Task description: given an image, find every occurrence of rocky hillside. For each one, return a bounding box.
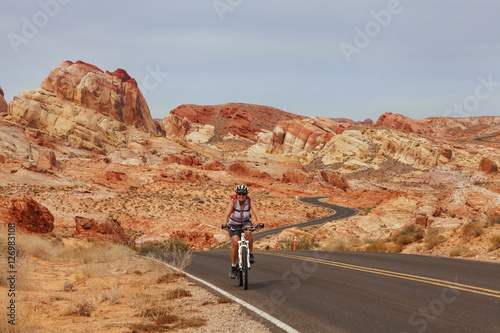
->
[1,61,499,261]
[6,61,158,153]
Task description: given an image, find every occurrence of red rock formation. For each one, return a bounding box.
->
[75,215,130,244]
[330,118,373,125]
[170,230,218,250]
[228,162,271,179]
[164,153,202,166]
[282,169,312,185]
[201,160,226,171]
[158,169,212,184]
[37,150,58,170]
[40,60,157,134]
[479,157,498,173]
[442,186,500,218]
[0,197,54,233]
[319,170,350,190]
[413,194,441,227]
[162,113,191,137]
[374,112,425,134]
[164,103,303,142]
[267,118,343,154]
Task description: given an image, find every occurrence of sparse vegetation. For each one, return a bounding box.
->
[391,224,424,246]
[325,237,350,251]
[460,221,486,238]
[424,228,446,250]
[487,216,500,227]
[489,235,500,251]
[277,236,316,250]
[65,299,96,317]
[364,239,388,252]
[135,237,191,253]
[449,245,475,257]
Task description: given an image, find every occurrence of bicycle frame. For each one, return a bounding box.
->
[237,230,250,271]
[222,223,264,290]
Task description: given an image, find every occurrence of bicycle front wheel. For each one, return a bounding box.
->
[241,247,249,290]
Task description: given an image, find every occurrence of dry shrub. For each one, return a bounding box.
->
[460,221,486,238]
[149,250,193,272]
[166,288,191,300]
[424,228,446,250]
[277,236,315,250]
[16,234,63,261]
[74,264,101,280]
[487,216,500,227]
[136,238,190,253]
[61,242,133,264]
[100,286,122,304]
[449,245,475,257]
[364,239,387,252]
[65,299,96,317]
[325,237,350,251]
[391,224,424,246]
[489,235,500,251]
[388,244,404,253]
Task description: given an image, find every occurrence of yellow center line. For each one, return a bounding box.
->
[262,252,500,299]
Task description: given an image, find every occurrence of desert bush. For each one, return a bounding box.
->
[391,224,424,246]
[364,239,387,252]
[388,243,404,253]
[489,235,500,251]
[136,238,190,254]
[424,228,446,250]
[460,221,486,238]
[487,216,500,227]
[277,236,315,250]
[166,288,192,300]
[449,245,475,257]
[325,237,350,251]
[61,242,133,264]
[65,299,96,317]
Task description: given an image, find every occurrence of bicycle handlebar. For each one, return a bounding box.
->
[221,223,264,231]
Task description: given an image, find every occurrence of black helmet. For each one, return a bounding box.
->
[235,184,249,194]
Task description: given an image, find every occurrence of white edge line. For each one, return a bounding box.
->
[143,255,301,333]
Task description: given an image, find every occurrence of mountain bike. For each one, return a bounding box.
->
[222,223,264,290]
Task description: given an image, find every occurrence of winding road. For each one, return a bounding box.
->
[252,197,357,241]
[474,134,500,144]
[183,197,500,332]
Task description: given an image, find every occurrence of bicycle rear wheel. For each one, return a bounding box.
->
[241,247,248,290]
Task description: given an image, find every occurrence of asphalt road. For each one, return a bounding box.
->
[474,135,500,144]
[252,196,357,242]
[182,197,500,332]
[186,250,500,332]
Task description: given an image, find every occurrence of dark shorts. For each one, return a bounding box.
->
[228,221,253,238]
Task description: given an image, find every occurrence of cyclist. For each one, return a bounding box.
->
[224,184,263,279]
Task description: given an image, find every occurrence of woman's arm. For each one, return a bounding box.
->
[223,200,234,224]
[250,200,262,225]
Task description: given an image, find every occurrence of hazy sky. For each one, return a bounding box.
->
[2,0,499,121]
